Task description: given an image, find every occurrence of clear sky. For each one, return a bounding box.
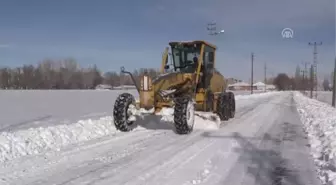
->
[0,0,334,82]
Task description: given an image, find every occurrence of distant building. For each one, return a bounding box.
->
[226,78,242,85]
[266,84,276,90]
[228,82,256,90]
[251,81,276,91]
[95,84,112,90]
[113,85,137,90]
[253,82,266,90]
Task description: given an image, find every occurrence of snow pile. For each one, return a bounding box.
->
[0,116,118,163]
[0,107,220,163]
[294,92,336,184]
[193,112,221,130]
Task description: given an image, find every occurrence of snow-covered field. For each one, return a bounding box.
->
[315,91,334,106]
[0,89,263,132]
[0,90,323,185]
[303,91,334,106]
[0,89,138,132]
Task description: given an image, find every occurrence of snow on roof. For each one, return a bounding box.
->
[95,84,112,89]
[253,82,265,86]
[228,82,250,87]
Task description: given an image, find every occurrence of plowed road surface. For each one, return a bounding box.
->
[0,92,321,185]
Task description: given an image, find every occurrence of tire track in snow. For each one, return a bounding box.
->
[81,95,281,185]
[215,92,320,185]
[0,129,161,184]
[216,93,288,185]
[158,94,285,185]
[21,129,204,185]
[60,130,207,185]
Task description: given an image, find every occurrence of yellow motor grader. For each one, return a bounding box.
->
[113,40,235,134]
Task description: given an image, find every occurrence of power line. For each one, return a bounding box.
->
[310,64,314,98]
[308,41,322,98]
[207,22,224,36]
[207,22,217,36]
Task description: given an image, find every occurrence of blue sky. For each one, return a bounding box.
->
[0,0,334,82]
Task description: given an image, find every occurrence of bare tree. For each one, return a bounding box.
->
[323,77,330,91]
[273,73,292,90]
[0,58,161,90]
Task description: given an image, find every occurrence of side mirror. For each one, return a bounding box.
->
[209,52,214,62]
[120,66,125,73]
[164,65,169,69]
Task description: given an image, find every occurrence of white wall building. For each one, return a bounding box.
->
[253,82,276,91]
[253,82,266,90]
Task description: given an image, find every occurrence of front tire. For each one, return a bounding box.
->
[216,93,230,121]
[174,96,195,134]
[113,93,136,132]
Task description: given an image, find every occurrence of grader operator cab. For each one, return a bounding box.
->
[113,40,236,134]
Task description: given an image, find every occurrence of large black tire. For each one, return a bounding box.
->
[174,96,195,134]
[113,93,136,132]
[228,91,236,118]
[216,93,230,121]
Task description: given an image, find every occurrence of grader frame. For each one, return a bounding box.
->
[113,40,236,134]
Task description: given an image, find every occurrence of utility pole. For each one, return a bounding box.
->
[264,62,267,92]
[310,64,314,98]
[301,62,310,92]
[300,69,305,92]
[332,58,336,107]
[309,42,322,98]
[120,71,124,90]
[251,53,254,94]
[304,62,308,91]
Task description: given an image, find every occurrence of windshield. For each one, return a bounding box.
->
[171,44,201,73]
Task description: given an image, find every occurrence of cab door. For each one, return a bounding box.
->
[202,46,215,89]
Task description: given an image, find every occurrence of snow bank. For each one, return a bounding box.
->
[0,117,118,163]
[294,92,336,184]
[0,109,220,163]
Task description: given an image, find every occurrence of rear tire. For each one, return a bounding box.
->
[174,96,195,134]
[228,91,236,118]
[216,93,230,121]
[113,93,136,132]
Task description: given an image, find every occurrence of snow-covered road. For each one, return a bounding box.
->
[0,91,322,185]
